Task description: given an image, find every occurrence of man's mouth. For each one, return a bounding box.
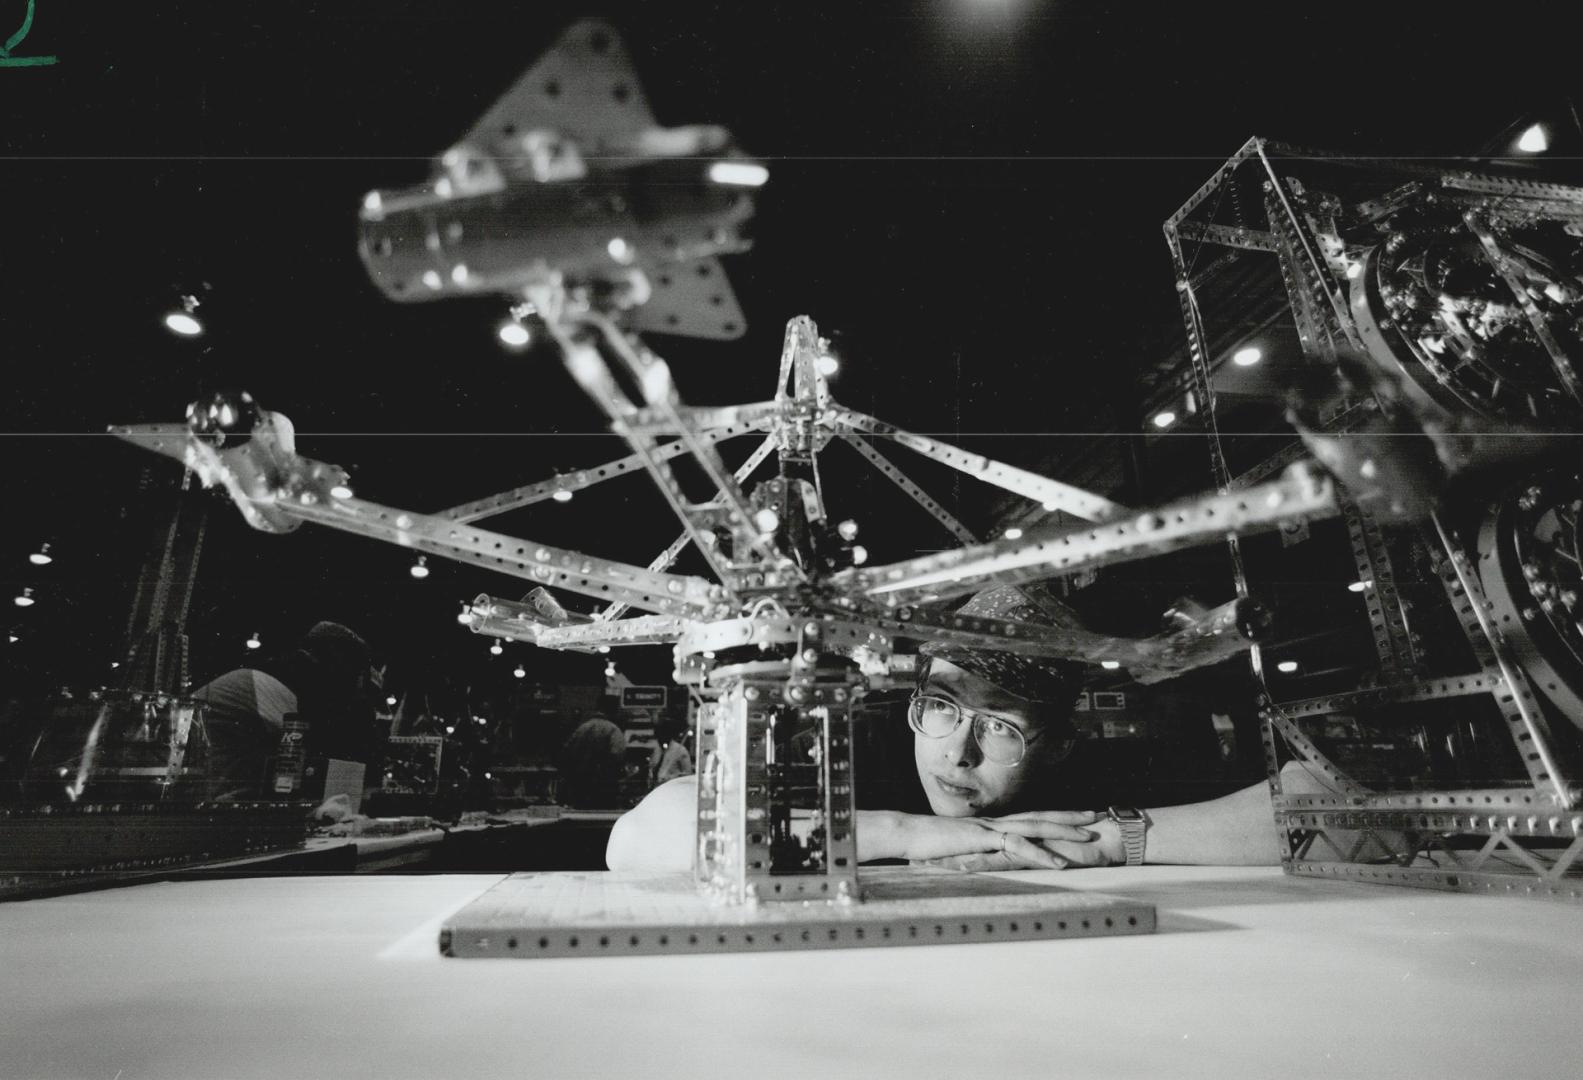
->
[930,775,977,801]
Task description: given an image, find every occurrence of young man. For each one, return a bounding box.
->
[607,587,1303,872]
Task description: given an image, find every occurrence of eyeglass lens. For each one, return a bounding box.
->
[909,696,1025,766]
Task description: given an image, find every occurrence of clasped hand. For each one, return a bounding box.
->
[905,810,1117,872]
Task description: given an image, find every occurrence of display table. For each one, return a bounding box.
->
[2,866,1579,1079]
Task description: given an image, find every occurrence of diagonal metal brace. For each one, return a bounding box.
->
[830,408,1126,524]
[836,466,1335,608]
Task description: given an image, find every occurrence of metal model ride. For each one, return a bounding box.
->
[112,22,1334,925]
[1165,138,1583,900]
[106,22,1580,936]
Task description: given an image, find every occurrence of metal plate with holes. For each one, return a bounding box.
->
[439,867,1154,958]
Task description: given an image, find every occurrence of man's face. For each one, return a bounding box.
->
[912,659,1066,817]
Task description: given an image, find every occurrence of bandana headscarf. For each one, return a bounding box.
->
[918,585,1088,716]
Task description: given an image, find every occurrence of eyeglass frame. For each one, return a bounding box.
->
[906,693,1047,767]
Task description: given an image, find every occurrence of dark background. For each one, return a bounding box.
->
[2,0,1578,703]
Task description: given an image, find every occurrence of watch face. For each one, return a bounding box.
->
[1109,807,1145,823]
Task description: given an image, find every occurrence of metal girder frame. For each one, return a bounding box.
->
[1273,672,1503,719]
[596,434,778,624]
[548,312,786,588]
[1278,788,1576,825]
[1439,172,1583,220]
[1282,823,1583,901]
[829,409,1125,525]
[836,465,1335,609]
[532,615,689,649]
[1173,220,1276,252]
[1164,145,1583,900]
[623,401,781,436]
[1163,135,1266,232]
[109,420,725,617]
[286,493,722,616]
[833,597,1262,684]
[1463,210,1583,407]
[837,433,977,545]
[1260,705,1368,796]
[437,424,757,523]
[1429,514,1577,806]
[1340,497,1420,677]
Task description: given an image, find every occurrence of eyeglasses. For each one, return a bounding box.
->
[907,694,1037,767]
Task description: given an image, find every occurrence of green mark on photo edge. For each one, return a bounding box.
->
[0,0,57,67]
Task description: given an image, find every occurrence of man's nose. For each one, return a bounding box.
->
[942,717,981,767]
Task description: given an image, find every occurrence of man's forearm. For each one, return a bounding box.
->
[1137,781,1282,866]
[855,809,911,863]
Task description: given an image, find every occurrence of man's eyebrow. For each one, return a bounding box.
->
[924,685,1033,731]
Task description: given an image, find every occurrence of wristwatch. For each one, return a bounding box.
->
[1106,806,1148,866]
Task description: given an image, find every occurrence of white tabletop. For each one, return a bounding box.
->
[2,865,1579,1080]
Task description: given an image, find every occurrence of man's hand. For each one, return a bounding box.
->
[900,810,1104,871]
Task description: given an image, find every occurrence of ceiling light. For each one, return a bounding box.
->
[1151,410,1177,429]
[498,320,531,347]
[409,556,430,580]
[445,725,455,735]
[164,312,202,336]
[552,488,574,503]
[607,237,633,263]
[850,545,868,565]
[457,606,477,626]
[1003,527,1023,540]
[1232,347,1262,367]
[13,588,35,608]
[1100,660,1121,670]
[245,631,261,650]
[604,661,618,678]
[5,631,17,644]
[422,270,442,290]
[1516,123,1549,153]
[489,641,503,656]
[754,509,780,533]
[816,353,840,378]
[29,543,53,566]
[385,694,398,707]
[513,664,526,678]
[1348,580,1372,593]
[1276,660,1299,674]
[707,160,770,187]
[329,483,353,500]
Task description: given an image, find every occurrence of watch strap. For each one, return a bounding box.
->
[1107,806,1148,866]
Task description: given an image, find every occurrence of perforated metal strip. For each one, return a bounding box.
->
[838,433,977,545]
[830,408,1124,524]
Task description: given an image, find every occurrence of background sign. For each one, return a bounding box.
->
[621,686,668,708]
